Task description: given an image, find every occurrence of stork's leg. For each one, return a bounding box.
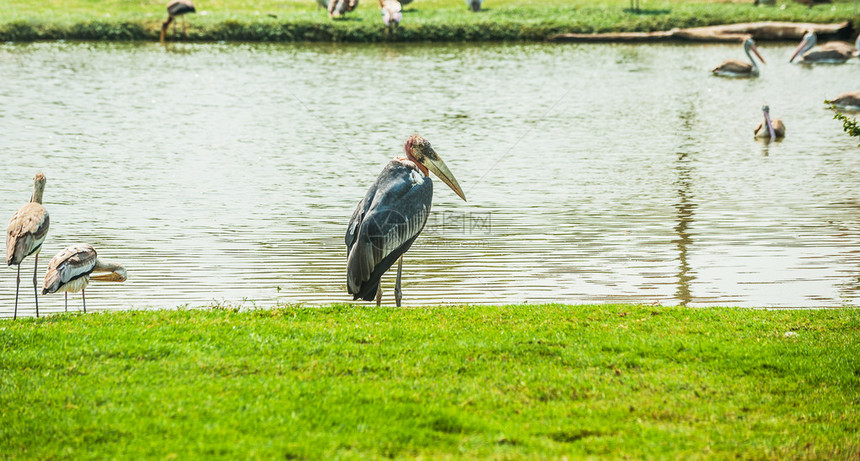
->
[65,292,68,313]
[32,253,39,318]
[395,256,403,308]
[14,264,20,321]
[182,17,187,38]
[82,289,86,314]
[375,285,382,307]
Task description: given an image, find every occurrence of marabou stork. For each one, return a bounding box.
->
[712,38,766,77]
[828,92,860,111]
[42,244,127,313]
[346,135,466,307]
[754,105,786,140]
[161,0,196,42]
[790,31,858,63]
[6,173,49,320]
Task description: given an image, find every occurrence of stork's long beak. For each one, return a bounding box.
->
[424,153,467,202]
[764,111,776,140]
[751,44,766,64]
[91,270,127,283]
[789,37,810,63]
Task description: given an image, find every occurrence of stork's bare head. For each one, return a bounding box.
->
[405,135,466,202]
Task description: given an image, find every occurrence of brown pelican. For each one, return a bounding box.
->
[346,135,466,307]
[42,244,127,313]
[754,105,786,140]
[790,31,858,63]
[712,38,766,77]
[828,92,860,112]
[6,173,49,320]
[160,0,196,42]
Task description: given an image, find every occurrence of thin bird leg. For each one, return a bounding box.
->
[33,253,39,318]
[65,292,68,313]
[182,17,187,38]
[82,289,86,314]
[375,285,382,307]
[395,256,403,307]
[14,264,20,320]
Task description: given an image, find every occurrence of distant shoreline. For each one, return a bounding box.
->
[1,0,858,43]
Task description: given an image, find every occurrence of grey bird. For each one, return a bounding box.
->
[346,135,466,307]
[42,244,127,313]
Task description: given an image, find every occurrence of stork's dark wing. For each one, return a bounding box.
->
[42,244,97,295]
[167,0,195,15]
[346,161,433,301]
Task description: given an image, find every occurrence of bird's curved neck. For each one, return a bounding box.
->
[31,184,45,204]
[744,44,758,71]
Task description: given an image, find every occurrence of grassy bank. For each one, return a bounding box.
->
[0,0,858,42]
[1,305,858,459]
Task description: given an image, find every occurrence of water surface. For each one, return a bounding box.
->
[1,41,858,316]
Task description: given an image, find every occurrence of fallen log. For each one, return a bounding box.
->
[548,21,852,43]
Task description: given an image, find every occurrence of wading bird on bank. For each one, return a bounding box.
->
[161,0,196,42]
[790,31,858,63]
[346,135,466,307]
[6,173,49,320]
[467,0,482,12]
[828,92,860,111]
[712,37,766,77]
[42,244,127,313]
[380,0,402,33]
[317,0,358,18]
[754,105,786,140]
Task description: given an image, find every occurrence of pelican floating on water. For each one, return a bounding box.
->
[6,173,49,320]
[42,244,127,313]
[828,92,860,112]
[712,38,766,77]
[754,105,785,140]
[790,31,858,64]
[160,0,196,42]
[346,135,466,307]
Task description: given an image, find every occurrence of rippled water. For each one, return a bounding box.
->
[0,40,858,315]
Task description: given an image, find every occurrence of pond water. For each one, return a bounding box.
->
[0,40,858,316]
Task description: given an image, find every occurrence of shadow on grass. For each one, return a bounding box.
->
[623,8,672,15]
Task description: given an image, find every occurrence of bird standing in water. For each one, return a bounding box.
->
[346,135,466,307]
[6,173,49,320]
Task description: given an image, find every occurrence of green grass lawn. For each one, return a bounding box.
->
[0,0,858,41]
[1,305,858,459]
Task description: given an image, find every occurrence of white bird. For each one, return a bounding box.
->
[42,244,127,313]
[6,173,49,320]
[381,0,402,33]
[712,37,766,77]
